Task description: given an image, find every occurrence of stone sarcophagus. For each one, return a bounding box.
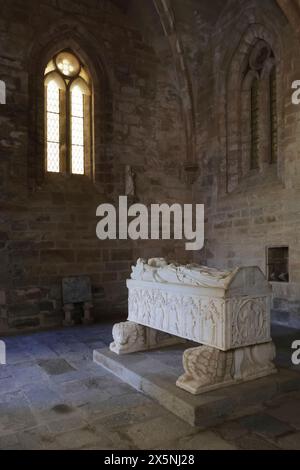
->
[127,259,272,351]
[110,258,276,395]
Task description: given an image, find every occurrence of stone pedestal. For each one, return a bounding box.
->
[176,341,276,395]
[110,321,185,355]
[93,345,299,428]
[82,302,94,325]
[63,304,75,327]
[63,302,94,326]
[62,276,93,326]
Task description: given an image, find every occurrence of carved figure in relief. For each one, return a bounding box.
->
[131,258,236,288]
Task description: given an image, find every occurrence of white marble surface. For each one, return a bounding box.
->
[127,258,272,351]
[131,258,236,288]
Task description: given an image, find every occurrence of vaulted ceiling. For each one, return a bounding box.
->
[109,0,300,37]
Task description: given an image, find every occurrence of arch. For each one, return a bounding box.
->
[44,71,66,90]
[70,77,91,96]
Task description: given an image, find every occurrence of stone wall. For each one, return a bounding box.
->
[1,0,300,333]
[0,0,191,333]
[169,0,300,327]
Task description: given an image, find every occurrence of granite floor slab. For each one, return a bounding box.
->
[0,322,298,449]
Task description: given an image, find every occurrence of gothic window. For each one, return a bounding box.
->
[250,78,259,170]
[226,26,280,193]
[44,50,92,175]
[270,66,278,164]
[245,40,278,171]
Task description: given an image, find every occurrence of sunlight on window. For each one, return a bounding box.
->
[56,51,80,77]
[44,51,91,176]
[71,86,84,175]
[46,81,60,172]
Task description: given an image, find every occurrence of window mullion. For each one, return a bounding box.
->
[66,87,71,174]
[60,88,67,173]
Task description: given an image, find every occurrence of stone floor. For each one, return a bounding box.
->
[0,322,299,450]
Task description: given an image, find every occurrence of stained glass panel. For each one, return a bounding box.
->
[71,145,84,175]
[47,81,59,113]
[46,81,60,173]
[56,52,80,77]
[47,142,60,173]
[71,87,84,175]
[47,112,59,143]
[72,117,84,146]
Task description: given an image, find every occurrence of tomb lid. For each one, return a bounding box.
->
[130,258,271,294]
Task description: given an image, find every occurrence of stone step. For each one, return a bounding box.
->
[93,344,300,428]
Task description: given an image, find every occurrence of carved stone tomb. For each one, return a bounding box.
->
[110,258,276,395]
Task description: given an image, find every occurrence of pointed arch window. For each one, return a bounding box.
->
[44,50,92,175]
[270,66,278,164]
[250,78,259,170]
[245,41,278,171]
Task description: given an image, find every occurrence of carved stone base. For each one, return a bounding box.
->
[63,302,94,326]
[110,320,185,355]
[176,341,277,395]
[82,302,94,325]
[63,304,75,327]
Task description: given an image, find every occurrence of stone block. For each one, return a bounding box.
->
[10,303,40,318]
[39,301,54,312]
[238,413,293,438]
[0,291,6,306]
[62,276,92,304]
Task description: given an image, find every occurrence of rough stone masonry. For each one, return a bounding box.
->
[1,0,300,333]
